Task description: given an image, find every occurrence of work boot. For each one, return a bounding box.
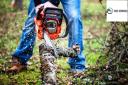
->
[6,57,27,74]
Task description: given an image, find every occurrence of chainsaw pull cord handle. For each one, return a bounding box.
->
[59,12,69,38]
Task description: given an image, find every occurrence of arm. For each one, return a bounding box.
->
[34,0,60,7]
[34,0,42,7]
[48,0,60,6]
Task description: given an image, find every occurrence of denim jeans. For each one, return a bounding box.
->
[12,0,86,71]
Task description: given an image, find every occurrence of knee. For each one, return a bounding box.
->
[69,10,81,21]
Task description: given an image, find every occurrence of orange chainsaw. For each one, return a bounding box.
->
[34,6,79,58]
[34,7,68,40]
[34,6,79,84]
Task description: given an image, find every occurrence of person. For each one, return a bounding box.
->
[7,0,86,73]
[11,0,23,10]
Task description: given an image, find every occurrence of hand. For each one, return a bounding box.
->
[35,1,57,13]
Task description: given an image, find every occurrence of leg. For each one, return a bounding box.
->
[11,0,23,10]
[12,0,36,64]
[6,0,37,73]
[16,0,23,10]
[60,0,86,72]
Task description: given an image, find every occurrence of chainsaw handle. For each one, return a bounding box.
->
[59,12,69,38]
[36,6,44,20]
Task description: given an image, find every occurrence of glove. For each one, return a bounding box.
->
[35,1,57,13]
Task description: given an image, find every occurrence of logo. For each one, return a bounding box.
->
[107,8,113,14]
[106,0,128,22]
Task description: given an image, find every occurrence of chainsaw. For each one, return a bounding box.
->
[34,6,79,85]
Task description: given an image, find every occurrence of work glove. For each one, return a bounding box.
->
[35,1,57,13]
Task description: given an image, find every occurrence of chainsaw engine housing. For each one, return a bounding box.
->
[44,8,63,39]
[35,7,68,40]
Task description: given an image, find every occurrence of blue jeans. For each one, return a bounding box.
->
[12,0,86,71]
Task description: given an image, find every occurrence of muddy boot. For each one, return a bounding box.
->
[6,57,27,74]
